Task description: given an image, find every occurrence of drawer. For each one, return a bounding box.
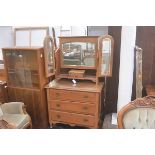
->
[49,100,95,115]
[49,89,97,102]
[50,110,95,127]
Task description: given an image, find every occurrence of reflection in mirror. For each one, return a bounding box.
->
[62,42,95,67]
[44,36,55,77]
[101,39,111,75]
[99,35,114,77]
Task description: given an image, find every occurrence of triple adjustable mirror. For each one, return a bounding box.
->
[44,35,114,84]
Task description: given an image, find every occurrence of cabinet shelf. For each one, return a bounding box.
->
[7,86,40,91]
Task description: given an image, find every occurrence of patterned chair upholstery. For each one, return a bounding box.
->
[0,102,32,129]
[117,96,155,129]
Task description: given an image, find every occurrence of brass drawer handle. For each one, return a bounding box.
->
[55,93,60,97]
[83,95,88,99]
[83,118,88,122]
[56,104,60,107]
[56,114,61,119]
[83,106,88,110]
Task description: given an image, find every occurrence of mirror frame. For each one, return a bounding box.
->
[44,36,55,77]
[98,35,114,77]
[59,37,98,70]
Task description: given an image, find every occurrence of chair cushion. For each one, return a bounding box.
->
[0,114,30,129]
[1,102,24,114]
[123,108,155,129]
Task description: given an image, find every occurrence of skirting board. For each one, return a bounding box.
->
[111,113,117,125]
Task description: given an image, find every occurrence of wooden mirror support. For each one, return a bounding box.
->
[135,46,143,98]
[44,36,56,77]
[54,35,114,85]
[52,27,57,50]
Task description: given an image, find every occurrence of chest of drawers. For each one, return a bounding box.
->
[46,79,103,128]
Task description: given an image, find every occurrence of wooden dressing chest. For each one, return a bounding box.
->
[46,79,103,128]
[44,36,114,128]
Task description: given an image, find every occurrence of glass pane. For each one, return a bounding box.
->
[8,72,16,86]
[101,39,111,75]
[6,51,25,87]
[15,68,26,87]
[23,51,38,71]
[6,51,16,70]
[0,50,3,61]
[23,51,39,88]
[16,31,29,46]
[25,70,39,88]
[47,41,53,63]
[62,42,95,67]
[31,30,47,46]
[6,51,39,88]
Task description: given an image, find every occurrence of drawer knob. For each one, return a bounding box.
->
[55,93,60,97]
[83,95,88,98]
[83,118,88,122]
[83,106,88,110]
[56,104,60,107]
[56,115,61,119]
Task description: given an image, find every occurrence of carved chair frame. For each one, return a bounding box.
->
[117,96,155,128]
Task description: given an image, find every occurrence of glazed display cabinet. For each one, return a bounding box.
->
[2,47,49,128]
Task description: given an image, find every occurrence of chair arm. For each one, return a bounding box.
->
[1,102,26,114]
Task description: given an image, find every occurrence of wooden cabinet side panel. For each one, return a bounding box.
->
[7,87,48,128]
[38,49,49,88]
[32,90,41,127]
[7,87,16,102]
[0,83,8,103]
[23,90,35,125]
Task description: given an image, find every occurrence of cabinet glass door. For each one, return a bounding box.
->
[6,51,25,87]
[5,50,39,88]
[23,51,39,88]
[98,35,114,77]
[44,36,55,77]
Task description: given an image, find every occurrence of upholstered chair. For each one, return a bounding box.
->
[117,96,155,129]
[0,102,32,129]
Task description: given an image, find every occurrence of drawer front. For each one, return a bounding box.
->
[49,100,95,115]
[49,89,96,102]
[50,110,95,127]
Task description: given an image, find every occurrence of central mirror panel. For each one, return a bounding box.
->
[61,42,96,67]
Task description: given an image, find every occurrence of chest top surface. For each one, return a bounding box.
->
[45,79,103,92]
